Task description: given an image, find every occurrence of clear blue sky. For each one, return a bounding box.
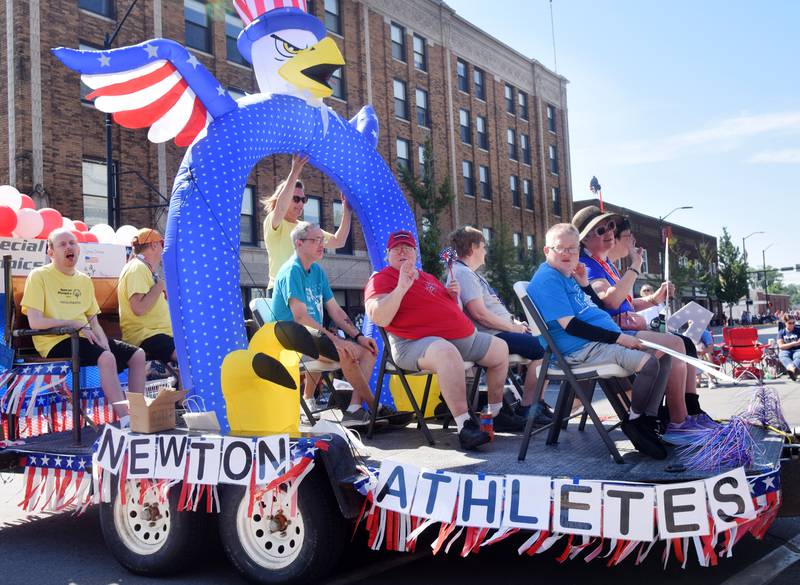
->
[446,0,800,284]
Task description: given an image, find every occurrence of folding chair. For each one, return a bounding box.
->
[722,326,766,381]
[248,298,341,425]
[513,281,633,464]
[367,327,475,445]
[468,354,532,413]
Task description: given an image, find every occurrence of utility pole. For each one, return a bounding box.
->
[762,243,775,317]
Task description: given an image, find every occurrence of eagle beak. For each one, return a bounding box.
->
[278,37,344,99]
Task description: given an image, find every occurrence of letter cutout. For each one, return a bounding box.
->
[410,470,459,523]
[187,436,223,485]
[375,461,419,514]
[602,484,656,541]
[127,436,157,478]
[656,481,709,539]
[705,468,756,531]
[553,479,602,536]
[458,474,503,528]
[256,435,290,484]
[501,475,550,530]
[154,435,190,480]
[219,437,256,485]
[96,426,128,474]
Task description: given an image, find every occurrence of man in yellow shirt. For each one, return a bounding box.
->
[21,228,146,418]
[118,228,175,362]
[263,155,353,294]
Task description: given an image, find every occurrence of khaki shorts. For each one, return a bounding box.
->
[564,341,648,374]
[388,330,492,371]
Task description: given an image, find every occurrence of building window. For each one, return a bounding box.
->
[333,200,353,255]
[523,179,533,210]
[415,88,429,127]
[547,104,557,132]
[526,234,534,250]
[521,133,531,165]
[418,144,429,177]
[518,91,528,120]
[225,11,247,65]
[79,0,114,18]
[549,144,559,174]
[462,161,474,196]
[82,159,115,226]
[391,23,406,62]
[504,84,515,114]
[393,80,408,119]
[507,128,517,160]
[459,109,471,144]
[456,59,469,93]
[476,116,488,150]
[482,227,492,243]
[473,67,485,100]
[413,34,427,71]
[184,0,211,54]
[304,196,322,226]
[79,42,101,103]
[396,138,410,171]
[324,0,341,35]
[510,175,520,207]
[479,165,491,200]
[240,186,255,245]
[513,232,523,259]
[641,249,649,274]
[330,67,345,100]
[552,186,561,216]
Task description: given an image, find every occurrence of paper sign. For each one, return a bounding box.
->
[254,435,290,485]
[126,436,157,478]
[410,469,460,523]
[667,301,714,344]
[76,242,127,278]
[219,437,256,485]
[501,475,551,530]
[95,425,128,474]
[705,468,756,531]
[636,304,663,325]
[656,481,709,539]
[375,461,419,514]
[187,436,222,485]
[603,484,656,541]
[457,474,503,528]
[154,435,189,480]
[553,479,602,536]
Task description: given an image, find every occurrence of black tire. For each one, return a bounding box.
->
[99,479,205,576]
[219,470,348,585]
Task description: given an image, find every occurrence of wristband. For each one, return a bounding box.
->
[353,332,364,342]
[628,267,641,276]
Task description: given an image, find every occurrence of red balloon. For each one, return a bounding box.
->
[73,220,88,232]
[0,205,17,236]
[70,229,86,243]
[19,194,35,209]
[82,232,99,243]
[37,207,63,239]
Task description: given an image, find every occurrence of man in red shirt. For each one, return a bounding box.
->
[365,230,524,450]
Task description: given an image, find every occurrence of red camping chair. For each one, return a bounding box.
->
[722,327,767,381]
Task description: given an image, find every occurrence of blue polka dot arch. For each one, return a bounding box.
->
[163,95,416,431]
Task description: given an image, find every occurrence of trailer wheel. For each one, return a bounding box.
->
[100,480,204,576]
[219,472,347,584]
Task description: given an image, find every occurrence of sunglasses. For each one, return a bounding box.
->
[300,237,324,245]
[292,195,308,204]
[592,219,616,237]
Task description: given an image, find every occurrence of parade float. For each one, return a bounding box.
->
[0,1,795,584]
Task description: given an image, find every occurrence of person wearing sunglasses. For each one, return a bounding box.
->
[262,155,353,291]
[118,227,177,364]
[572,207,717,443]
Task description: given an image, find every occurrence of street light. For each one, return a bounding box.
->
[762,243,775,317]
[658,206,693,282]
[742,231,764,311]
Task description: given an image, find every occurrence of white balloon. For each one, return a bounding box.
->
[115,225,138,246]
[12,208,44,239]
[0,185,22,210]
[62,217,76,231]
[90,223,117,244]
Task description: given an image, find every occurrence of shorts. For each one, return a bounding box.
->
[47,337,140,374]
[139,334,176,363]
[388,330,492,371]
[495,331,545,361]
[564,341,648,374]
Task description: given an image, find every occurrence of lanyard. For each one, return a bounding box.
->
[457,261,500,298]
[590,254,633,306]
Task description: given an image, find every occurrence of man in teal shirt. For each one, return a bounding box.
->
[271,222,380,427]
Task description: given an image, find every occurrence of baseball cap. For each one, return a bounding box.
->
[386,230,417,250]
[132,228,163,246]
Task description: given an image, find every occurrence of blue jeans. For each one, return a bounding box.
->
[495,331,545,360]
[779,349,800,370]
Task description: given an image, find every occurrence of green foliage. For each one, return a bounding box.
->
[715,227,749,316]
[668,239,717,297]
[483,222,538,313]
[398,140,453,279]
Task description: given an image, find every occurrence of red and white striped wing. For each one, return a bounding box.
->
[84,60,211,147]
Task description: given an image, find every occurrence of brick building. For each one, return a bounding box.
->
[1,0,572,318]
[573,199,719,310]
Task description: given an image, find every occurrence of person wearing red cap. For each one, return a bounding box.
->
[118,228,176,363]
[365,230,525,450]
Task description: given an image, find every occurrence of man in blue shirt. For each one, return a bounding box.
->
[271,222,380,426]
[778,316,800,380]
[528,223,671,459]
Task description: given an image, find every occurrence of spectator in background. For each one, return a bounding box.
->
[777,316,800,381]
[639,284,655,299]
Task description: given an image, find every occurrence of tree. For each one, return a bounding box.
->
[483,222,538,313]
[715,227,749,319]
[398,140,453,279]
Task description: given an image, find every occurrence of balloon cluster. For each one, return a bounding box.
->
[0,185,139,246]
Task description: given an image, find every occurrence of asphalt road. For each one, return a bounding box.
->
[1,325,798,585]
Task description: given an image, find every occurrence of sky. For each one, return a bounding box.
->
[446,0,800,284]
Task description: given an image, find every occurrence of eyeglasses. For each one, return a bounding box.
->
[592,220,616,237]
[300,237,324,245]
[551,245,579,255]
[292,195,308,204]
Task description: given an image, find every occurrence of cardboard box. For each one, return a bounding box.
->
[122,389,187,433]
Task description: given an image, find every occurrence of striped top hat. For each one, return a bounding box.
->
[233,0,326,64]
